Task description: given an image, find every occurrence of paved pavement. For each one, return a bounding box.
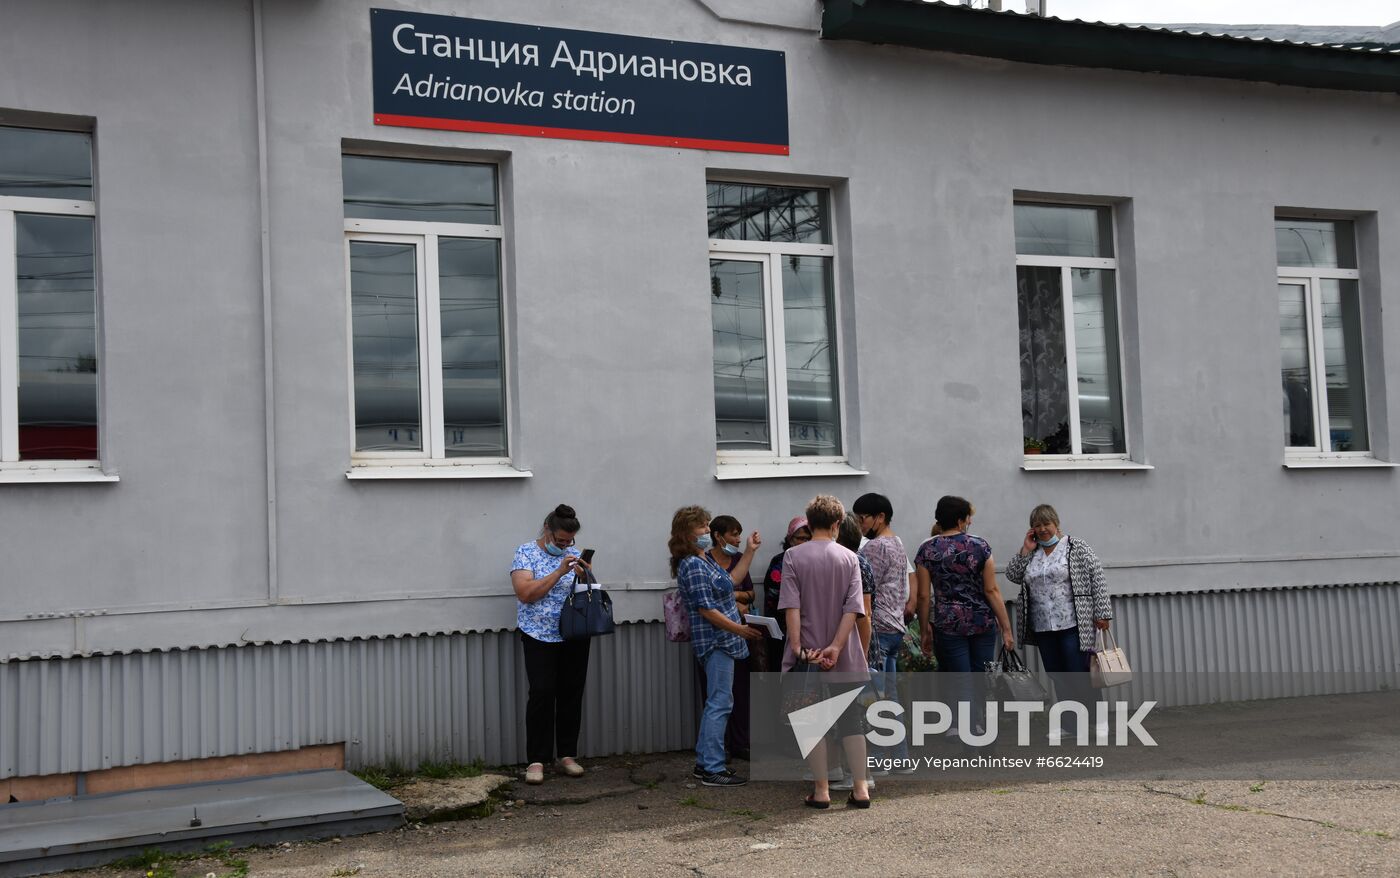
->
[90,752,1398,877]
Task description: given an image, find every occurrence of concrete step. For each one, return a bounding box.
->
[0,769,403,878]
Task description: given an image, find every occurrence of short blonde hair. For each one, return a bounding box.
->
[1029,504,1060,528]
[805,494,845,530]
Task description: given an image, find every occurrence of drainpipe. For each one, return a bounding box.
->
[253,0,280,604]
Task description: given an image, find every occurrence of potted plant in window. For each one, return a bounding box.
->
[1023,437,1046,455]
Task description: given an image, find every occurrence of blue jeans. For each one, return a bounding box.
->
[934,630,998,730]
[1034,626,1096,735]
[873,631,908,760]
[697,649,736,774]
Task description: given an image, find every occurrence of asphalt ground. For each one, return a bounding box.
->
[86,692,1400,877]
[84,757,1398,878]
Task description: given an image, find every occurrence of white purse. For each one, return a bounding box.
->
[1090,628,1132,688]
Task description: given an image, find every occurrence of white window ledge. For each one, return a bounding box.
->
[0,465,118,484]
[715,460,869,481]
[347,462,532,480]
[1283,456,1396,469]
[1021,457,1153,472]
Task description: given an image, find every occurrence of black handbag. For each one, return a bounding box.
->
[985,644,1049,703]
[558,566,615,640]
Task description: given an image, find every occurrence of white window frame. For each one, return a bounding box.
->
[344,211,518,475]
[1013,243,1131,463]
[0,190,107,477]
[708,235,848,467]
[1277,266,1371,461]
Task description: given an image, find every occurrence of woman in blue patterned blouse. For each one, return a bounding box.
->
[511,504,591,785]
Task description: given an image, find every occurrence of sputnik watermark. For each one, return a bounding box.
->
[867,698,1157,747]
[788,687,1157,752]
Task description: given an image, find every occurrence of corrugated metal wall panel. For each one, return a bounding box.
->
[0,622,699,779]
[4,586,1398,780]
[1014,583,1400,707]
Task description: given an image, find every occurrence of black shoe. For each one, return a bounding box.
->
[692,764,706,780]
[701,770,748,787]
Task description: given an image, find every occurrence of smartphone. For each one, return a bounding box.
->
[580,548,595,565]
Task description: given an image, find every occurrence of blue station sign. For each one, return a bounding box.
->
[370,9,790,155]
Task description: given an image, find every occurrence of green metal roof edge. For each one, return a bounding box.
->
[821,0,1400,94]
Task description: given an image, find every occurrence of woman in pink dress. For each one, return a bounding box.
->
[778,495,871,809]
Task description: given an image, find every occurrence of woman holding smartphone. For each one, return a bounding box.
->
[1004,503,1113,743]
[511,504,592,785]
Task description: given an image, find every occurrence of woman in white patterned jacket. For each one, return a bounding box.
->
[1004,504,1113,744]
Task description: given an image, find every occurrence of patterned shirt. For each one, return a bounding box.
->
[915,532,996,636]
[677,553,749,662]
[511,541,581,643]
[860,535,911,634]
[1026,539,1075,633]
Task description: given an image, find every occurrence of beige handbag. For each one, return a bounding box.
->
[1090,628,1132,688]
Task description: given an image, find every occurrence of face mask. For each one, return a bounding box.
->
[1037,535,1060,548]
[722,543,741,556]
[864,528,879,540]
[696,534,713,551]
[545,543,566,557]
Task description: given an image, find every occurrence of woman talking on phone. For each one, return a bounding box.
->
[511,504,592,785]
[1004,503,1113,743]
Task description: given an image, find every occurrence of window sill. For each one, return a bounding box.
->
[346,462,533,480]
[1020,457,1153,472]
[714,460,869,481]
[1282,456,1396,469]
[0,465,118,484]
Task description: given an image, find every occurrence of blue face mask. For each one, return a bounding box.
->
[1037,535,1061,548]
[545,543,566,557]
[696,534,713,551]
[722,543,742,556]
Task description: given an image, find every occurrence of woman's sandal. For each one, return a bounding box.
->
[846,794,872,809]
[803,795,831,810]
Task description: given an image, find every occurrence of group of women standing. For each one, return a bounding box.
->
[508,493,1115,800]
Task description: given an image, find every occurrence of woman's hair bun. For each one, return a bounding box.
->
[553,504,576,519]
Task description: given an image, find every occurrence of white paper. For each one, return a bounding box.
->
[744,614,784,640]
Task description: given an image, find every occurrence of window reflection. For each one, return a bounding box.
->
[1275,219,1356,269]
[343,155,497,224]
[1015,204,1113,258]
[711,259,770,450]
[707,182,829,244]
[1071,269,1125,454]
[782,256,839,456]
[16,214,97,459]
[0,127,92,201]
[350,241,422,452]
[1320,279,1367,452]
[1278,283,1315,448]
[438,237,506,457]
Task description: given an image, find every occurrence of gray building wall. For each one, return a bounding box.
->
[1,0,1397,771]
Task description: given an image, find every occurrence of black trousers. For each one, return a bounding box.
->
[520,633,591,765]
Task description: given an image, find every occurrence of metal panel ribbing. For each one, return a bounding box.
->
[1014,582,1400,707]
[0,622,698,780]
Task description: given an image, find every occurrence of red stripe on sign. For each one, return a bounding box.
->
[374,114,790,156]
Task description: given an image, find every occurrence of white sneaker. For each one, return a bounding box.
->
[524,762,544,784]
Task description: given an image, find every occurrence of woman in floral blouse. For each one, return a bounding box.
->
[915,496,1014,735]
[1004,503,1113,743]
